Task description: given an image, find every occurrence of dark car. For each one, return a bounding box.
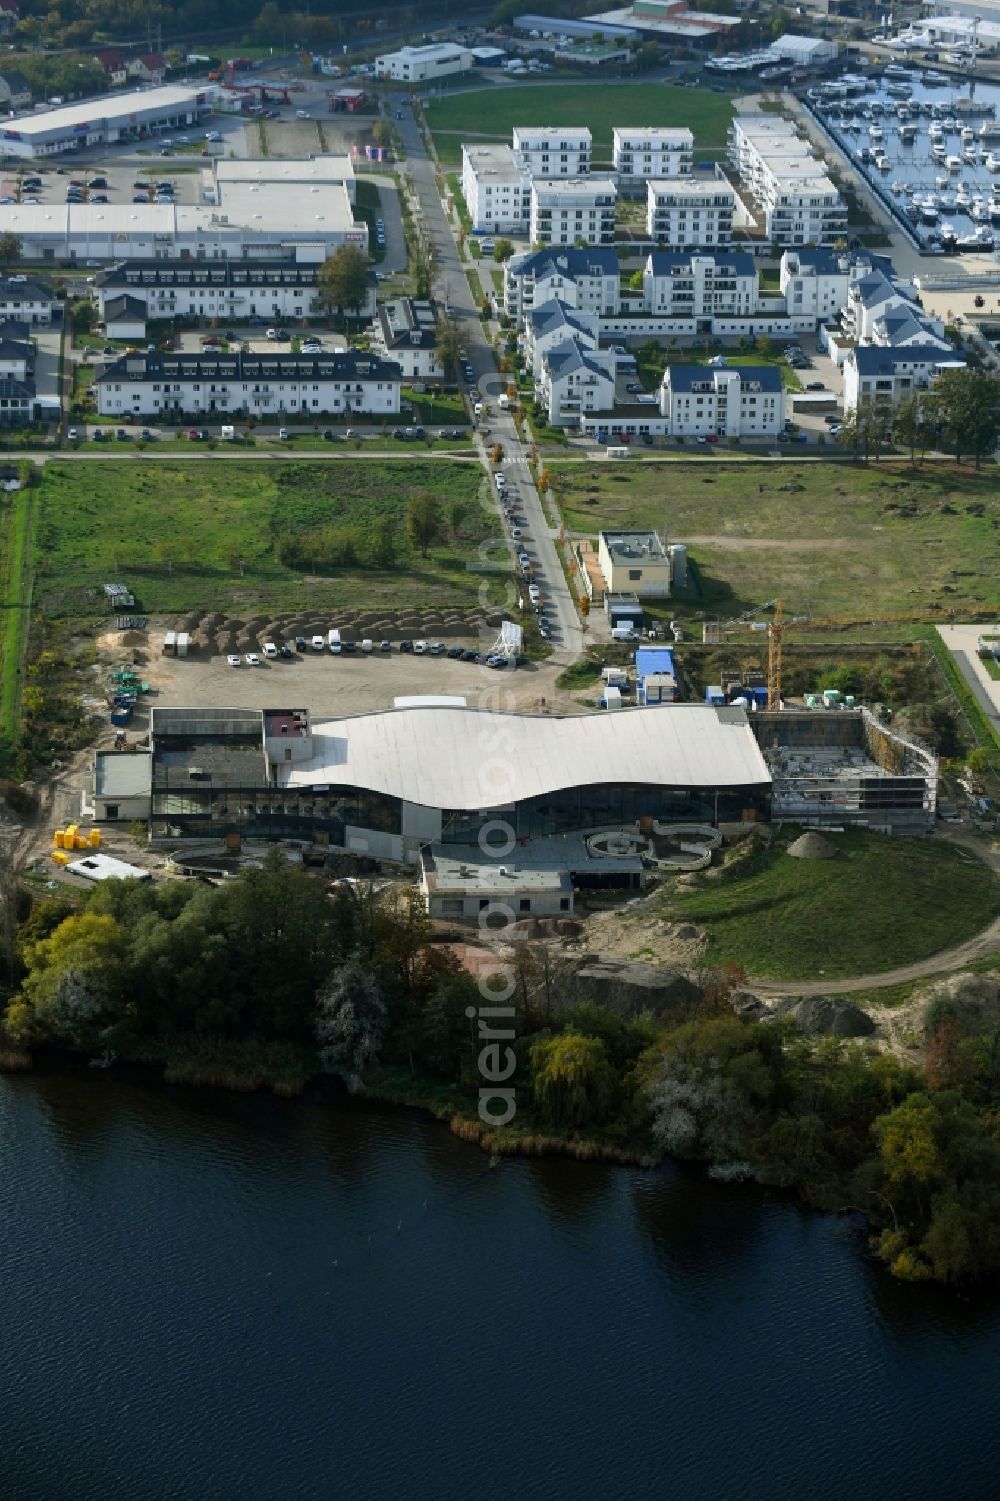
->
[275,328,289,341]
[399,639,413,653]
[379,640,392,652]
[115,428,130,441]
[87,176,107,189]
[807,382,825,391]
[197,428,209,441]
[461,649,478,662]
[413,426,425,440]
[341,639,356,653]
[278,644,293,659]
[392,427,406,439]
[140,429,156,441]
[322,428,341,441]
[295,635,307,652]
[447,645,464,658]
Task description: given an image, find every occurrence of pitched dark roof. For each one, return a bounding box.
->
[667,363,783,393]
[647,250,755,277]
[104,294,147,323]
[97,350,403,383]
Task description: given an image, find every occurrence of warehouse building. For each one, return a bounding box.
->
[94,348,401,419]
[0,84,210,158]
[374,42,474,82]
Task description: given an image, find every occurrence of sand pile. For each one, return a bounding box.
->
[786,831,836,860]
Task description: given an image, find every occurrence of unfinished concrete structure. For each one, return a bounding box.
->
[751,708,937,834]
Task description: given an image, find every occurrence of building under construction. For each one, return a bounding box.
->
[751,707,937,835]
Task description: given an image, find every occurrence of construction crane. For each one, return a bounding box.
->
[703,601,958,707]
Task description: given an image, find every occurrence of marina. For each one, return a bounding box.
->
[808,66,1000,251]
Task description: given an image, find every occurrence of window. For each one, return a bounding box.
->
[519,898,531,913]
[105,804,119,819]
[559,897,570,912]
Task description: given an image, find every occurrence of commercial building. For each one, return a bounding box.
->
[504,246,621,318]
[94,257,376,325]
[591,1,740,42]
[598,529,675,597]
[513,13,639,43]
[635,646,679,705]
[729,117,846,245]
[613,127,693,193]
[460,144,531,233]
[209,155,357,205]
[530,176,616,246]
[768,33,837,66]
[86,751,153,823]
[374,42,474,82]
[660,363,785,437]
[143,703,774,853]
[647,178,736,247]
[372,297,443,381]
[94,348,401,419]
[513,126,592,177]
[643,250,757,318]
[0,84,210,158]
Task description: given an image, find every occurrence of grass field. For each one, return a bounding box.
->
[0,480,32,750]
[425,83,739,165]
[551,461,1000,623]
[32,461,502,620]
[664,828,1000,980]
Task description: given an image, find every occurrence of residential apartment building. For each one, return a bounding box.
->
[504,246,620,319]
[374,43,473,82]
[93,259,374,324]
[0,277,55,325]
[643,251,756,319]
[372,297,443,381]
[523,300,600,378]
[780,247,850,323]
[844,345,965,414]
[460,144,531,233]
[95,350,401,419]
[660,364,785,437]
[613,127,693,193]
[529,176,616,246]
[729,118,846,245]
[646,178,735,248]
[512,126,592,177]
[537,338,616,428]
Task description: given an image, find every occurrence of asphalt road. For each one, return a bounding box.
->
[394,106,584,661]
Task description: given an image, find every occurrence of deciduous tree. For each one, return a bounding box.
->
[317,244,371,321]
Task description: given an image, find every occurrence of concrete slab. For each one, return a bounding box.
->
[938,624,1000,733]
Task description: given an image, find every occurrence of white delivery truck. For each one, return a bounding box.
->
[328,629,342,655]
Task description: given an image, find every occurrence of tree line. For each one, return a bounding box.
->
[1,857,998,1285]
[844,368,1000,468]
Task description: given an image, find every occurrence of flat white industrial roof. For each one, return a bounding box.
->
[279,705,771,807]
[215,155,354,185]
[0,188,357,237]
[66,852,151,883]
[5,85,205,139]
[211,181,357,232]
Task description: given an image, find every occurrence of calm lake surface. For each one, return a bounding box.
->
[1,1063,998,1501]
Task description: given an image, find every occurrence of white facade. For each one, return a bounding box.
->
[374,42,474,82]
[95,350,401,419]
[780,248,850,322]
[613,127,693,192]
[513,126,592,177]
[769,33,838,65]
[530,176,616,246]
[0,85,210,158]
[504,247,621,318]
[843,347,964,414]
[0,277,55,325]
[647,178,735,247]
[460,144,531,233]
[94,258,377,324]
[538,339,616,427]
[643,251,757,318]
[729,118,846,245]
[660,365,785,437]
[524,300,600,377]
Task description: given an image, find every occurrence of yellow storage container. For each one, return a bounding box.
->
[88,828,101,848]
[53,830,64,849]
[65,823,78,842]
[74,835,87,849]
[52,850,69,866]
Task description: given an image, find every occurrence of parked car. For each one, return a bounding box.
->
[807,382,825,391]
[311,635,325,652]
[245,652,260,667]
[67,427,79,440]
[461,649,477,662]
[92,429,105,441]
[278,644,293,659]
[429,642,445,655]
[323,429,341,441]
[379,640,392,653]
[447,645,464,658]
[278,427,290,440]
[262,641,277,658]
[413,640,428,654]
[227,654,241,667]
[399,639,413,653]
[115,428,130,441]
[295,635,307,652]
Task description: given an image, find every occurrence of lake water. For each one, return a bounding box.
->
[1,1062,999,1501]
[812,68,1000,249]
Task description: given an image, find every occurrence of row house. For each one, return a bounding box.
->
[95,350,401,419]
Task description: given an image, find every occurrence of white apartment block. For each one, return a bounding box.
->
[524,300,600,378]
[93,259,379,324]
[643,251,757,318]
[613,127,693,193]
[95,350,401,419]
[503,247,621,319]
[660,364,785,438]
[374,42,473,82]
[530,177,616,246]
[647,178,735,248]
[844,345,965,415]
[729,118,846,245]
[512,126,592,177]
[460,144,531,233]
[779,247,851,322]
[538,339,616,428]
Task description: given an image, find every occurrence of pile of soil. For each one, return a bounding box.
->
[786,831,836,860]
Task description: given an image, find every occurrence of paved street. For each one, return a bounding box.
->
[394,105,584,662]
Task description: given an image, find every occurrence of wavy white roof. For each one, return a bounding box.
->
[279,705,770,809]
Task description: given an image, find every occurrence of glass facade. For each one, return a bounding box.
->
[440,782,769,845]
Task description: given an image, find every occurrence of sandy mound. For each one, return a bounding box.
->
[787,831,836,860]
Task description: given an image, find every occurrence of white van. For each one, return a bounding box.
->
[474,401,483,418]
[606,445,630,459]
[361,638,373,653]
[498,394,510,411]
[328,628,342,655]
[612,625,640,642]
[311,634,325,653]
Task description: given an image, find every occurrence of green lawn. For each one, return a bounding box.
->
[550,461,1000,623]
[632,345,801,393]
[0,480,32,752]
[31,461,502,620]
[664,828,1000,980]
[425,83,740,165]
